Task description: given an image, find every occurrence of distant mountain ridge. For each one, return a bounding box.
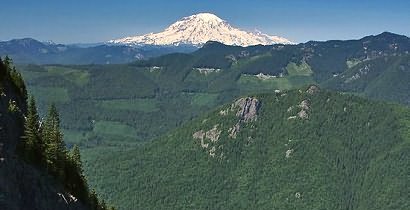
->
[109,13,293,46]
[0,38,197,64]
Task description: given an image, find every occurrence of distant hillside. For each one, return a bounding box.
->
[0,38,196,64]
[83,86,410,209]
[15,32,410,146]
[323,55,410,105]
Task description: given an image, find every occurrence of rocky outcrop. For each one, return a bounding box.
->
[306,85,320,95]
[298,110,309,119]
[297,100,310,119]
[227,97,260,139]
[232,97,260,122]
[193,125,222,157]
[228,123,241,139]
[288,99,310,120]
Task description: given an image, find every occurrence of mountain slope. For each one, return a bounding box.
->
[110,13,293,46]
[0,58,86,209]
[83,86,410,209]
[0,58,112,210]
[323,55,410,105]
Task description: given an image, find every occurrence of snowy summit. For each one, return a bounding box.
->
[109,13,293,47]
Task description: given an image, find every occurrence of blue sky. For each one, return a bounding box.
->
[1,0,409,43]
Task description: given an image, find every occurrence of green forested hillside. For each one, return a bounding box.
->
[323,55,410,105]
[82,86,410,209]
[16,32,410,147]
[8,32,410,209]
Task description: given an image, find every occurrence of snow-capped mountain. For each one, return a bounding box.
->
[109,13,293,47]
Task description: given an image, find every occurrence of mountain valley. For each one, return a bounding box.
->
[0,7,409,210]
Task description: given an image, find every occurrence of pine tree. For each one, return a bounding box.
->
[69,145,82,171]
[0,56,27,99]
[42,104,66,179]
[89,189,99,210]
[0,57,5,80]
[3,56,11,69]
[66,144,89,201]
[10,66,27,98]
[21,96,42,164]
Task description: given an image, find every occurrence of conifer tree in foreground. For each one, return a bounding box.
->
[21,96,43,165]
[42,104,67,180]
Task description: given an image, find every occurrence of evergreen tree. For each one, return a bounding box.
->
[0,57,5,80]
[69,145,83,172]
[89,189,99,210]
[66,145,88,201]
[3,56,11,68]
[42,104,66,179]
[10,65,27,98]
[21,96,42,164]
[0,56,27,99]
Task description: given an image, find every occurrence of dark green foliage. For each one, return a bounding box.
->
[83,89,409,210]
[42,104,66,178]
[65,145,89,202]
[0,56,27,100]
[7,62,115,210]
[38,104,114,210]
[20,96,43,165]
[323,55,410,105]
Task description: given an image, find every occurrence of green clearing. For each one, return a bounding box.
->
[238,74,293,91]
[62,129,88,144]
[93,121,139,139]
[30,86,70,103]
[45,66,90,86]
[286,61,313,76]
[288,75,316,86]
[186,92,219,107]
[97,98,159,112]
[19,69,49,80]
[232,53,272,69]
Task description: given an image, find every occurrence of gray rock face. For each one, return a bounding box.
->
[228,123,241,139]
[306,85,320,95]
[226,97,261,139]
[298,110,309,119]
[298,100,310,110]
[232,97,260,122]
[193,125,222,156]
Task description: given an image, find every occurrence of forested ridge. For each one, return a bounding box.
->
[83,86,410,209]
